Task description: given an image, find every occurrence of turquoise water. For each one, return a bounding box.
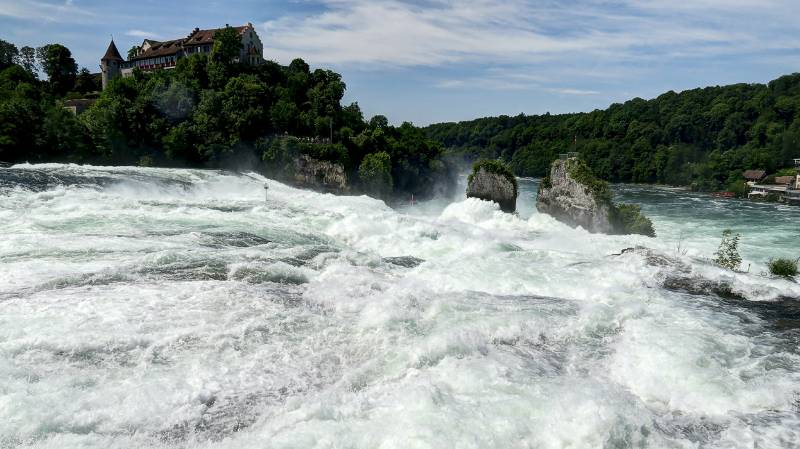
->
[1,164,799,449]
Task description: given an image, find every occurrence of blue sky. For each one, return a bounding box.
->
[1,0,799,125]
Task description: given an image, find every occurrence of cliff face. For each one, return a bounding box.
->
[293,155,349,193]
[466,167,517,213]
[536,159,616,233]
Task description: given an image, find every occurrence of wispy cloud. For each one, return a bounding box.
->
[437,68,600,95]
[0,0,96,23]
[125,29,162,39]
[546,88,600,96]
[259,0,798,69]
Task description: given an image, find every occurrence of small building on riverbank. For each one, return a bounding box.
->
[743,170,767,185]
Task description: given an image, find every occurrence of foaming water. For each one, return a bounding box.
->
[1,164,799,449]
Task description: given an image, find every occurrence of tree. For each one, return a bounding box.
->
[18,46,37,76]
[713,230,742,271]
[128,45,139,60]
[36,44,77,95]
[0,40,19,69]
[369,115,389,129]
[359,151,393,197]
[74,68,99,93]
[210,25,242,65]
[0,65,44,162]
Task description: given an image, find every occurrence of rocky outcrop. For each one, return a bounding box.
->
[466,163,517,213]
[293,155,349,193]
[537,158,655,236]
[537,158,616,233]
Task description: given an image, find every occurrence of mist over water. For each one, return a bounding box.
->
[1,164,799,449]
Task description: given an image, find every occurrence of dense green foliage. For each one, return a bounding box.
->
[426,74,800,190]
[358,151,393,198]
[767,258,798,278]
[565,158,612,202]
[36,44,77,96]
[613,204,656,237]
[0,35,453,198]
[468,159,518,197]
[713,230,742,271]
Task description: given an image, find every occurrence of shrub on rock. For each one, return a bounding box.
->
[767,258,798,278]
[466,159,518,213]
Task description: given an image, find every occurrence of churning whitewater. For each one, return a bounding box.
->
[1,164,800,449]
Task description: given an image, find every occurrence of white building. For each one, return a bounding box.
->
[102,23,264,88]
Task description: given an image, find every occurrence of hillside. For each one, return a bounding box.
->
[425,73,800,191]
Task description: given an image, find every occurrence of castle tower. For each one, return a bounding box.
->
[100,40,123,90]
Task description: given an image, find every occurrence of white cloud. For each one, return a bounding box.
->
[259,0,798,68]
[0,0,95,22]
[546,88,600,96]
[125,30,162,40]
[437,68,600,94]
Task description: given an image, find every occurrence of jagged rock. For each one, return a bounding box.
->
[382,256,425,268]
[613,246,690,271]
[537,158,616,233]
[537,158,655,236]
[466,161,518,213]
[611,246,743,300]
[293,155,349,193]
[661,275,744,300]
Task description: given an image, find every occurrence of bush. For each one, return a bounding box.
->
[713,229,742,271]
[359,151,393,198]
[566,158,612,203]
[613,203,656,237]
[298,142,349,167]
[767,258,798,278]
[726,180,748,198]
[138,155,154,167]
[469,159,518,197]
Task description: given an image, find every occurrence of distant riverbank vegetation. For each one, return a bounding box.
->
[0,33,452,199]
[425,73,800,192]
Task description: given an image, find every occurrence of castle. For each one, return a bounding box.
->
[101,23,264,89]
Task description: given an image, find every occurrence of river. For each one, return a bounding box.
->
[1,164,799,448]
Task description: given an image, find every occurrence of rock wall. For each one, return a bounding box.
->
[293,155,349,193]
[536,159,616,233]
[466,167,517,213]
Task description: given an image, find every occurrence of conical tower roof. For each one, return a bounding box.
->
[102,40,123,61]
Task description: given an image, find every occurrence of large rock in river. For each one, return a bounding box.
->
[466,160,518,213]
[536,158,616,233]
[536,157,655,236]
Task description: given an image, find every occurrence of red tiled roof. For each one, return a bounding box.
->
[131,25,248,60]
[131,39,183,60]
[183,26,247,46]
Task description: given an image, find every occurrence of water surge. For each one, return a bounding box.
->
[1,164,799,448]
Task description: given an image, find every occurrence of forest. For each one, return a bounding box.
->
[425,74,800,192]
[0,29,452,199]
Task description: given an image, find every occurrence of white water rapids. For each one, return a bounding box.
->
[1,164,799,448]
